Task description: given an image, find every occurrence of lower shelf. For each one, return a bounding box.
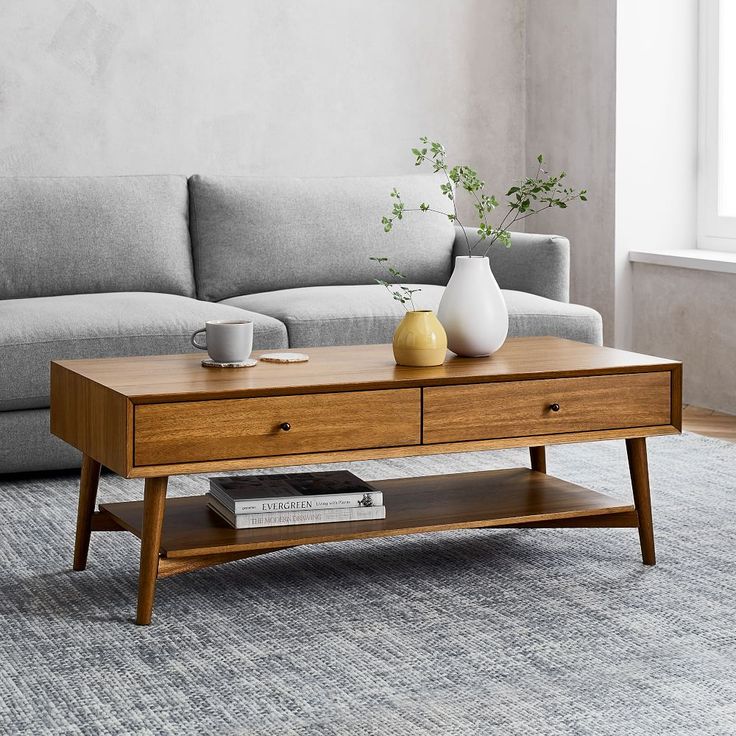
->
[99,467,637,559]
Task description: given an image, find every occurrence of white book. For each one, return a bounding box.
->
[207,494,386,529]
[209,471,383,514]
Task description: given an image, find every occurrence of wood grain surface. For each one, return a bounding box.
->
[682,405,736,440]
[50,362,132,475]
[51,338,679,404]
[100,468,635,558]
[134,388,421,465]
[423,372,672,444]
[127,424,680,478]
[50,338,682,478]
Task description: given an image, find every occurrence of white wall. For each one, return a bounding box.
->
[3,0,623,320]
[617,1,734,412]
[525,0,617,343]
[632,264,736,413]
[16,0,723,404]
[615,0,699,349]
[0,0,525,221]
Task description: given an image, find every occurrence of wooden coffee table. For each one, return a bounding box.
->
[50,338,682,625]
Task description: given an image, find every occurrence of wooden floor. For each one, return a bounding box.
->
[682,405,736,442]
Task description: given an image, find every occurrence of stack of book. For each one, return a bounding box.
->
[207,470,386,529]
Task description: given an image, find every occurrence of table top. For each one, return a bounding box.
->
[51,337,680,404]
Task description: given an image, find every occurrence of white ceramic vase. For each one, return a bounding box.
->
[437,256,509,357]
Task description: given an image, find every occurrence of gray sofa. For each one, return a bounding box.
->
[0,174,602,474]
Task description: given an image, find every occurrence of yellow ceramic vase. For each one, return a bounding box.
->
[392,310,448,367]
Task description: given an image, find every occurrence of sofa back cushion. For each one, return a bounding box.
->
[189,174,455,302]
[0,176,195,300]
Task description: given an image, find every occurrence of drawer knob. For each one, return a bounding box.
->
[279,422,292,432]
[549,403,560,412]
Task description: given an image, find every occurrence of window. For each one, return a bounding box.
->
[699,0,736,250]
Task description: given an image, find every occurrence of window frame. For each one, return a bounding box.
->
[698,0,736,251]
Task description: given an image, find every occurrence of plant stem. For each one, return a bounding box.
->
[439,163,472,256]
[416,150,473,256]
[480,196,575,258]
[389,141,586,263]
[404,207,451,217]
[379,282,409,312]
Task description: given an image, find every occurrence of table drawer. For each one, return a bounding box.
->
[423,372,672,444]
[134,388,421,466]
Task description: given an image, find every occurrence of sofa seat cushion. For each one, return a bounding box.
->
[221,285,603,348]
[0,293,287,411]
[504,290,602,344]
[222,285,444,348]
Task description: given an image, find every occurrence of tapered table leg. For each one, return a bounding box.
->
[529,446,546,473]
[136,476,168,625]
[626,437,656,565]
[73,455,102,571]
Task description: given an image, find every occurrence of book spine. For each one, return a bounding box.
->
[209,487,384,514]
[208,502,386,529]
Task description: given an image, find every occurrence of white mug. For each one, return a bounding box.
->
[191,320,253,363]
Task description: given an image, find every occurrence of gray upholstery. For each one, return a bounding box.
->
[0,173,604,475]
[0,175,195,300]
[223,285,445,347]
[504,290,602,344]
[0,292,287,411]
[0,409,81,474]
[189,174,455,302]
[453,226,571,303]
[223,284,602,348]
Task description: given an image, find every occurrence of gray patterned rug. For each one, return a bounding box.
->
[1,433,734,735]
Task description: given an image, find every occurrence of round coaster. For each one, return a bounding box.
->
[201,358,257,368]
[259,352,309,364]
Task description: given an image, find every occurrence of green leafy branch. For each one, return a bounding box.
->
[369,256,422,312]
[381,139,587,258]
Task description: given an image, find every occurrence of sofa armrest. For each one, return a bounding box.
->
[452,226,570,303]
